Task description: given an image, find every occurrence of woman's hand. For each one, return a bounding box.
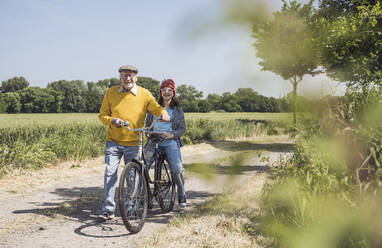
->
[160,132,175,139]
[161,114,170,122]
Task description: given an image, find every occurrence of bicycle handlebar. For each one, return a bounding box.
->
[119,117,163,133]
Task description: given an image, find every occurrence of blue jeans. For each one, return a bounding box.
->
[158,142,185,197]
[102,141,138,213]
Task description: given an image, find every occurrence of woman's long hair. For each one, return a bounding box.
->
[158,95,180,108]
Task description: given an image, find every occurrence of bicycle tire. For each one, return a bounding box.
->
[118,161,148,234]
[156,157,176,212]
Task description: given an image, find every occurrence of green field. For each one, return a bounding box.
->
[0,112,292,128]
[0,113,99,127]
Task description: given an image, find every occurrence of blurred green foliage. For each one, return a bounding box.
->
[259,86,381,247]
[220,0,382,246]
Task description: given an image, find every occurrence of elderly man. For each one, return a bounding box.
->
[98,65,169,220]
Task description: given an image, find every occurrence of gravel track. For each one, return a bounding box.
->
[0,141,293,248]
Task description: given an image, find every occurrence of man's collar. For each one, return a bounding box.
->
[118,83,137,95]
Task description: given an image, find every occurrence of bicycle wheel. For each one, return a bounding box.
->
[118,161,148,233]
[156,157,176,212]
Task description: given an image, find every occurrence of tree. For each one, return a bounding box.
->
[3,92,21,113]
[197,99,212,113]
[0,94,7,113]
[47,88,63,113]
[253,0,321,125]
[317,0,377,20]
[48,80,87,112]
[177,84,203,112]
[85,82,106,113]
[19,87,63,113]
[316,1,382,89]
[137,77,160,100]
[1,77,29,93]
[258,95,274,112]
[207,93,222,111]
[235,88,261,112]
[95,78,120,89]
[221,92,242,112]
[269,97,282,112]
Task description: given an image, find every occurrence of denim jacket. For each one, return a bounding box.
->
[145,106,185,147]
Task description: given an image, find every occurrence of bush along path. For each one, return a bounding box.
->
[0,139,294,248]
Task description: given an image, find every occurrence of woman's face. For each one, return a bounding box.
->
[161,87,174,101]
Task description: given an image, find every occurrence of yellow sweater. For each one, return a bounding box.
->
[98,85,167,146]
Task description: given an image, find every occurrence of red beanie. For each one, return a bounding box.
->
[160,79,176,95]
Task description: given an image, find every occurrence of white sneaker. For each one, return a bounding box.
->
[99,212,114,222]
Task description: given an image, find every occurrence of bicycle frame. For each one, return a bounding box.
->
[118,118,176,233]
[120,119,169,203]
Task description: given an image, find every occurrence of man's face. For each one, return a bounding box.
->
[120,70,138,90]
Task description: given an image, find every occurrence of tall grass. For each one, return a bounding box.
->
[0,123,107,176]
[0,113,289,177]
[185,112,293,122]
[183,119,285,144]
[0,112,292,127]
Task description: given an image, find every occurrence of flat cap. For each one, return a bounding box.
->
[118,65,138,73]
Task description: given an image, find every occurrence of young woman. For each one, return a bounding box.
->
[145,79,187,207]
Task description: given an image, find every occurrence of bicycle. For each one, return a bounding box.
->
[118,118,176,234]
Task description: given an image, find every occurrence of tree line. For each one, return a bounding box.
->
[0,76,302,113]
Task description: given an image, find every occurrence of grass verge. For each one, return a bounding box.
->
[138,173,271,248]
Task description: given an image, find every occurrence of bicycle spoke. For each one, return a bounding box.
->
[119,162,148,234]
[160,185,170,197]
[156,158,176,212]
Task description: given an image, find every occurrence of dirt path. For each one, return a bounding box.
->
[0,140,293,248]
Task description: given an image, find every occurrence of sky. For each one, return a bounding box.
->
[0,0,346,98]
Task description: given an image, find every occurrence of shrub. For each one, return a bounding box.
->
[0,123,106,177]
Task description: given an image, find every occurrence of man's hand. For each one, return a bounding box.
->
[160,132,175,139]
[112,118,123,128]
[161,114,170,122]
